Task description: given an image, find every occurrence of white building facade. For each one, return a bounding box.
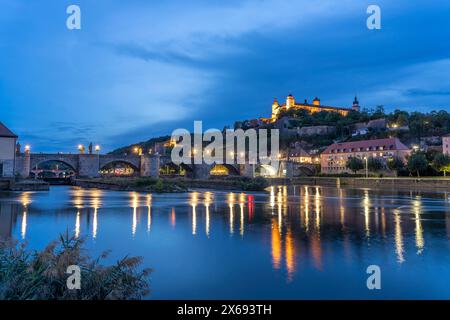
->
[0,122,18,177]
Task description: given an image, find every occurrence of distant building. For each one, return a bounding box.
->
[274,117,336,138]
[267,93,360,122]
[288,143,313,163]
[321,138,410,174]
[351,118,387,137]
[443,134,450,155]
[0,122,18,177]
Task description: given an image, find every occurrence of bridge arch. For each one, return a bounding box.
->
[210,164,240,176]
[99,160,140,176]
[30,159,77,178]
[256,164,279,177]
[292,164,316,177]
[29,155,79,176]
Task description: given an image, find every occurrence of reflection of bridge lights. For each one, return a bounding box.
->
[247,195,254,222]
[93,208,98,239]
[204,192,212,237]
[228,193,235,234]
[170,208,176,229]
[393,209,405,263]
[20,193,31,240]
[240,203,245,237]
[304,187,310,231]
[92,190,101,239]
[131,193,139,237]
[271,219,281,270]
[75,211,80,238]
[147,195,152,232]
[73,188,84,208]
[190,192,199,235]
[21,211,27,240]
[413,198,424,254]
[363,190,370,237]
[315,187,321,230]
[205,204,210,237]
[285,228,295,282]
[20,192,32,207]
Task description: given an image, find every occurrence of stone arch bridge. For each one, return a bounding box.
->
[15,153,160,178]
[15,153,316,179]
[159,155,317,179]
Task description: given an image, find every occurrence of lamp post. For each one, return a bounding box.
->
[95,145,101,154]
[364,156,368,178]
[78,145,85,154]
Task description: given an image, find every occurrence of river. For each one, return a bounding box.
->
[0,185,449,299]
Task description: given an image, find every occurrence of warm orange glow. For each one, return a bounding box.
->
[285,228,296,282]
[310,234,323,270]
[271,219,281,269]
[170,207,176,229]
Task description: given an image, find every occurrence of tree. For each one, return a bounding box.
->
[367,157,384,172]
[346,157,364,174]
[387,157,404,176]
[407,153,428,177]
[432,153,450,177]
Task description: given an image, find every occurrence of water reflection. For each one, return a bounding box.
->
[20,193,31,239]
[0,185,449,290]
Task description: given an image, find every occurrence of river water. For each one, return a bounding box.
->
[0,185,449,299]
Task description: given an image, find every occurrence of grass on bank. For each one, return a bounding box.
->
[0,233,151,300]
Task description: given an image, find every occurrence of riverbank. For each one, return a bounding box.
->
[269,176,450,191]
[74,176,269,192]
[74,177,188,193]
[0,179,49,191]
[73,176,450,193]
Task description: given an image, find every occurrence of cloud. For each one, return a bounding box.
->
[405,89,450,97]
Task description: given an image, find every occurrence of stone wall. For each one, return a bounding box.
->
[140,155,160,178]
[78,154,100,178]
[0,159,15,177]
[15,153,30,178]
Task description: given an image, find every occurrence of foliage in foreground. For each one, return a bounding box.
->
[0,234,151,300]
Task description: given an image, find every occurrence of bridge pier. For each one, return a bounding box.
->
[78,154,100,178]
[15,152,30,178]
[192,163,212,180]
[241,164,255,178]
[140,155,160,178]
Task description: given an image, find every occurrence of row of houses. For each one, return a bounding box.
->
[320,138,410,174]
[286,135,450,175]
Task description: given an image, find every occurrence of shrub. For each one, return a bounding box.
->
[346,157,364,174]
[240,177,269,191]
[0,233,151,300]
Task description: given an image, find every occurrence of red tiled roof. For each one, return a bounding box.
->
[322,138,409,155]
[0,122,18,138]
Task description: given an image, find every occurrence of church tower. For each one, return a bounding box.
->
[352,96,360,112]
[286,94,295,110]
[271,98,280,120]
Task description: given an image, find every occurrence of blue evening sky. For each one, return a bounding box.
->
[1,0,450,152]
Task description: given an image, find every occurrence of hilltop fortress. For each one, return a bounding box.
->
[264,93,360,122]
